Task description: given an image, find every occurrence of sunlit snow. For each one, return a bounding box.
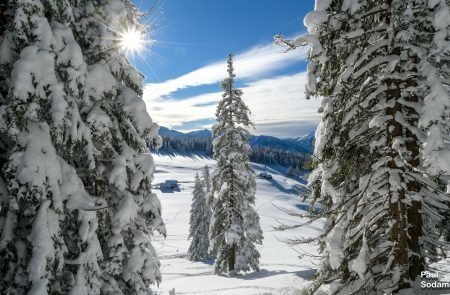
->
[151,155,323,295]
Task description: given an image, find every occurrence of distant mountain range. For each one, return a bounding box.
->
[159,127,211,138]
[158,126,315,154]
[249,133,314,155]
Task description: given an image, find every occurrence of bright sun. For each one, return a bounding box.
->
[119,28,146,54]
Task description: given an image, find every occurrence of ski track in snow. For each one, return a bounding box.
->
[151,155,323,295]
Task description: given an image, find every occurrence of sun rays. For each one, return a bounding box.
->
[118,26,147,55]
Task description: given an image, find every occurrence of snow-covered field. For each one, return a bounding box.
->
[151,155,324,295]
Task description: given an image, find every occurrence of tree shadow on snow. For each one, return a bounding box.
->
[201,258,215,265]
[164,271,212,277]
[295,203,322,214]
[159,187,181,193]
[153,151,212,160]
[184,258,214,267]
[266,178,299,195]
[232,268,316,280]
[294,268,316,279]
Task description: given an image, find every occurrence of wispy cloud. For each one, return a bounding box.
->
[243,73,320,126]
[148,92,221,127]
[253,120,320,138]
[143,39,308,100]
[147,72,321,137]
[143,37,320,138]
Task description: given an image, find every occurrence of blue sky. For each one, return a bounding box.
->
[133,0,320,138]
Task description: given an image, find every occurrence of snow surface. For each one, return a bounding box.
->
[151,155,323,295]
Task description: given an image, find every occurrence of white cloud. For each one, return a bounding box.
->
[147,91,221,127]
[143,39,308,100]
[146,72,321,137]
[243,72,320,126]
[142,36,321,138]
[253,120,319,138]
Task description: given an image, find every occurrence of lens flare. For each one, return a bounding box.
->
[119,28,146,54]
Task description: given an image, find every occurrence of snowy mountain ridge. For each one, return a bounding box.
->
[159,126,315,154]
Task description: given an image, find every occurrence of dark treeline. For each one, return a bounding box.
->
[156,136,213,156]
[153,136,310,169]
[251,147,309,169]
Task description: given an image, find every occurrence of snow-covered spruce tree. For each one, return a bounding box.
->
[203,164,214,217]
[187,173,211,261]
[202,165,212,195]
[208,54,263,274]
[0,1,165,294]
[277,0,449,293]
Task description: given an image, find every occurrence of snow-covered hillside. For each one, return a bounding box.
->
[151,155,323,295]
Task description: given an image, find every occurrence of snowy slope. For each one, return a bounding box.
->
[151,155,323,295]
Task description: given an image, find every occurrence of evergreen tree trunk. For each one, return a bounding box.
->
[386,89,424,287]
[228,244,236,272]
[385,44,424,288]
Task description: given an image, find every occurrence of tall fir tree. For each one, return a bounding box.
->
[187,173,211,261]
[208,54,263,274]
[203,164,214,216]
[277,0,450,293]
[0,0,165,294]
[202,165,212,195]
